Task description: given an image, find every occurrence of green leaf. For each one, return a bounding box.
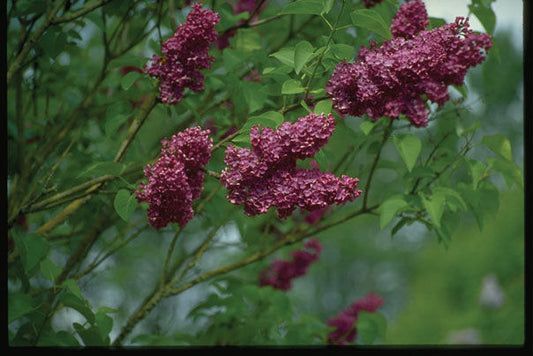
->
[242,111,284,132]
[216,3,250,32]
[105,114,129,136]
[8,293,36,324]
[13,232,49,274]
[466,158,487,189]
[322,0,334,15]
[235,28,262,52]
[468,0,496,34]
[60,293,95,324]
[40,258,62,282]
[95,311,113,342]
[428,17,447,29]
[330,43,354,61]
[241,81,268,114]
[300,100,312,113]
[355,311,387,345]
[390,217,409,238]
[314,149,329,171]
[223,49,248,71]
[270,47,295,68]
[282,79,305,94]
[350,9,392,40]
[452,84,468,98]
[120,71,142,90]
[77,161,125,178]
[420,192,446,229]
[482,134,513,162]
[432,187,467,213]
[360,121,376,135]
[37,330,81,346]
[61,279,83,299]
[393,134,422,172]
[279,0,323,15]
[294,41,315,75]
[379,195,408,229]
[73,323,106,346]
[114,189,137,222]
[487,158,523,188]
[40,28,67,59]
[313,100,333,115]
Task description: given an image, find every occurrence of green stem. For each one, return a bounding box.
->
[363,119,393,209]
[302,0,346,102]
[7,0,69,84]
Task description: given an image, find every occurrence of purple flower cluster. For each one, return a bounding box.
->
[390,0,429,39]
[326,1,492,127]
[327,292,384,345]
[145,4,220,105]
[259,239,323,290]
[136,127,213,229]
[220,113,362,218]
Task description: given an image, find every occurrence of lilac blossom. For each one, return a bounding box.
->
[327,1,492,127]
[220,113,362,218]
[327,292,384,345]
[390,0,429,39]
[259,239,323,290]
[136,127,213,229]
[145,4,220,105]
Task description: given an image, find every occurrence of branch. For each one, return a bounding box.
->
[111,203,376,346]
[7,0,69,84]
[51,0,115,25]
[362,119,393,209]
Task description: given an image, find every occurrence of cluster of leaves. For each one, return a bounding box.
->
[7,0,521,348]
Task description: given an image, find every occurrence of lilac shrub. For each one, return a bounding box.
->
[145,4,220,105]
[220,113,362,218]
[326,1,492,126]
[136,127,213,229]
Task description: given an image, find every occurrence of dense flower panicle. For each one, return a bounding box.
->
[390,0,429,39]
[259,239,322,290]
[362,0,383,8]
[145,4,220,104]
[136,127,213,229]
[220,113,362,218]
[327,1,492,127]
[327,292,385,345]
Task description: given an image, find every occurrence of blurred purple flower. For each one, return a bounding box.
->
[145,4,220,104]
[327,292,384,345]
[136,127,213,229]
[361,0,383,9]
[260,239,322,290]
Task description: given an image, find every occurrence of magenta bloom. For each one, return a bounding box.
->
[390,0,429,39]
[260,239,323,290]
[145,4,220,104]
[327,3,492,127]
[327,292,384,345]
[220,113,362,218]
[136,127,213,229]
